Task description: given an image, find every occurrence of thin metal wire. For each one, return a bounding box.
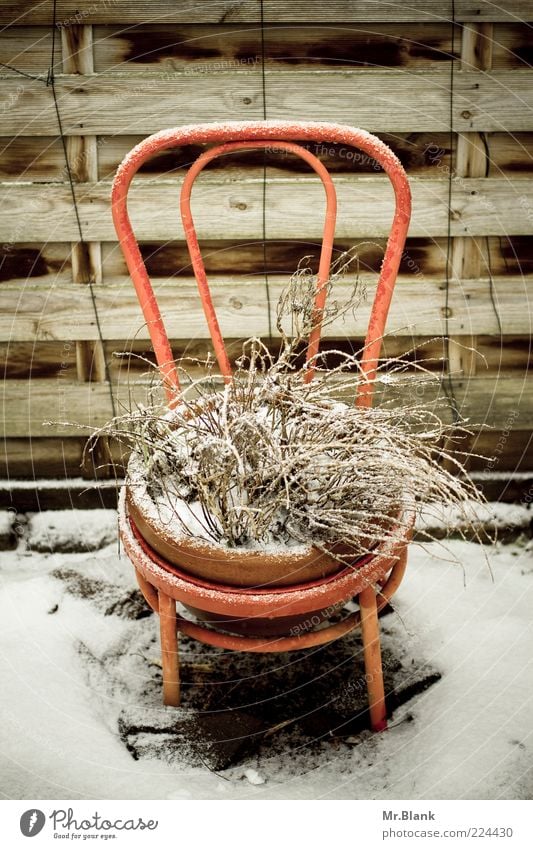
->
[480,136,504,337]
[485,238,503,339]
[48,0,117,419]
[0,61,43,80]
[443,16,502,419]
[259,0,273,340]
[443,0,460,423]
[480,130,491,177]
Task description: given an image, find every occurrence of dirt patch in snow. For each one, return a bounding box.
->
[51,567,152,620]
[118,708,265,772]
[0,509,17,549]
[87,610,441,772]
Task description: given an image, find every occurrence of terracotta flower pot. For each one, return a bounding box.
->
[125,441,395,591]
[123,485,408,638]
[122,391,364,589]
[125,494,359,637]
[126,486,344,589]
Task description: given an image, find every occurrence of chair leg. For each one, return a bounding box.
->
[158,591,180,707]
[359,585,387,732]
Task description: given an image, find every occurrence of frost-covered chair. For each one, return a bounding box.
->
[112,121,412,732]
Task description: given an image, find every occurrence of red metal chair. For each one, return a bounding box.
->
[112,120,412,732]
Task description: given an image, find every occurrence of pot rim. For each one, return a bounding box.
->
[118,487,415,617]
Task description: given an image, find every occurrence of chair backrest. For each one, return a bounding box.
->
[111,120,411,407]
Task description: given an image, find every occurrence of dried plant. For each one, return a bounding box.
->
[86,252,487,559]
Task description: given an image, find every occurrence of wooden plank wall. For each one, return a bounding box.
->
[0,0,532,478]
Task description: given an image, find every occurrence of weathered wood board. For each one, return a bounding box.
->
[0,7,531,478]
[1,176,532,241]
[0,275,531,341]
[1,71,533,135]
[2,1,532,25]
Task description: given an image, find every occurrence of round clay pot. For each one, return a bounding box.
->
[126,486,343,589]
[125,436,393,590]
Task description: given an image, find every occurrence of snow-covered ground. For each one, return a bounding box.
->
[0,508,532,800]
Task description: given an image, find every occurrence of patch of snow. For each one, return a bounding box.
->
[128,451,312,555]
[0,478,123,489]
[243,768,265,785]
[470,471,533,481]
[417,500,532,533]
[0,510,16,542]
[0,516,532,799]
[166,788,193,799]
[26,509,117,553]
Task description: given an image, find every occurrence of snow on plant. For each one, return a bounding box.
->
[87,253,487,558]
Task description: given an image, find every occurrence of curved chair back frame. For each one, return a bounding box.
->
[111,121,411,407]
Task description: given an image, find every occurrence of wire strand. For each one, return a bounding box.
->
[479,137,503,337]
[48,0,117,420]
[259,0,273,341]
[0,61,44,81]
[443,0,460,424]
[485,238,503,339]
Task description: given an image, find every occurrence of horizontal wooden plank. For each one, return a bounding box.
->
[3,429,532,479]
[2,374,530,437]
[2,130,532,185]
[376,376,533,430]
[4,430,531,479]
[378,334,533,373]
[1,176,532,241]
[0,475,123,508]
[485,132,533,176]
[1,71,533,135]
[92,22,456,74]
[93,22,533,74]
[2,132,458,182]
[97,132,533,181]
[0,22,457,75]
[0,437,87,478]
[0,136,66,181]
[0,25,54,74]
[0,241,71,282]
[466,430,533,472]
[2,1,531,25]
[2,22,531,79]
[98,234,533,279]
[493,23,533,69]
[0,275,531,342]
[2,335,531,381]
[2,236,532,287]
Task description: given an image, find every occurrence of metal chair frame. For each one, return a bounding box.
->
[112,120,412,732]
